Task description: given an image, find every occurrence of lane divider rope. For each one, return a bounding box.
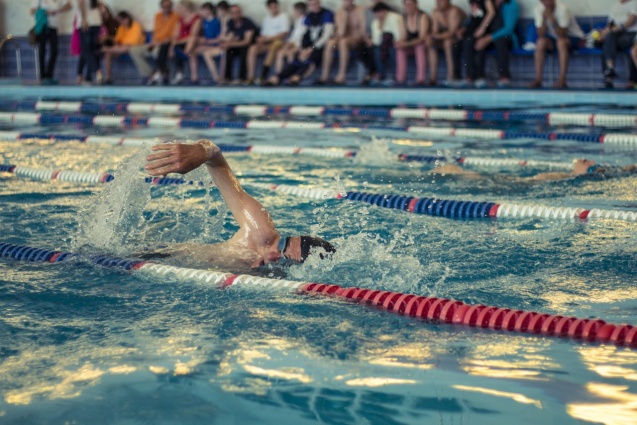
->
[1,113,636,147]
[1,241,635,348]
[3,100,637,128]
[0,131,585,171]
[3,165,636,222]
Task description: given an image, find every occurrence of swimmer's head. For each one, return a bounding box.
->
[573,159,605,176]
[279,236,336,263]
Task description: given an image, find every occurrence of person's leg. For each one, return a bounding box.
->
[86,26,100,82]
[261,40,282,80]
[395,47,409,83]
[414,43,427,84]
[474,44,487,81]
[202,48,222,82]
[318,39,337,82]
[46,28,59,80]
[452,39,462,80]
[237,47,249,82]
[494,36,511,81]
[77,29,88,83]
[532,36,550,87]
[246,43,260,82]
[157,43,170,78]
[374,46,386,79]
[463,35,476,81]
[555,36,570,87]
[103,51,114,81]
[334,38,354,83]
[37,30,47,81]
[224,48,236,81]
[443,38,456,81]
[129,45,153,78]
[358,43,376,80]
[189,52,199,83]
[428,43,439,84]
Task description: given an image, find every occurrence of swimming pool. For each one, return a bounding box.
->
[1,92,636,424]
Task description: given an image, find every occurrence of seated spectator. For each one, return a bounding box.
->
[102,11,145,85]
[316,0,367,86]
[98,3,120,48]
[428,0,465,86]
[217,1,231,35]
[531,0,585,89]
[459,0,496,87]
[222,4,258,85]
[600,0,637,88]
[273,2,308,76]
[395,0,430,86]
[370,2,404,85]
[474,0,519,88]
[266,0,334,86]
[169,0,202,85]
[195,3,223,84]
[246,0,290,85]
[129,0,180,85]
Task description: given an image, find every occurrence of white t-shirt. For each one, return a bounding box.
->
[534,0,585,39]
[261,13,290,38]
[288,16,306,46]
[609,0,637,32]
[371,11,403,46]
[74,3,102,27]
[31,0,70,29]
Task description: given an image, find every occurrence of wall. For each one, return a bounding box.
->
[2,0,612,36]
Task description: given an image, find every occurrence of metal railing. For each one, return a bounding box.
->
[0,34,40,83]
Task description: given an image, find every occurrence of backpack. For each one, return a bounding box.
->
[28,0,48,45]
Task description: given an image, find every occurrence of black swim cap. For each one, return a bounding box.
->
[299,236,336,262]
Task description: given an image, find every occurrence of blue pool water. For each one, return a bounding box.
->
[1,97,637,424]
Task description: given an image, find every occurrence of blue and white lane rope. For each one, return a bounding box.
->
[4,100,637,128]
[3,164,635,222]
[1,241,636,348]
[1,112,637,147]
[0,131,582,171]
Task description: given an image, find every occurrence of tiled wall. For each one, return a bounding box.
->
[1,20,634,88]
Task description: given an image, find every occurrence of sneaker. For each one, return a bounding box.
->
[81,81,93,87]
[497,78,511,88]
[604,68,617,79]
[147,72,162,86]
[95,71,104,85]
[474,79,487,89]
[170,71,184,85]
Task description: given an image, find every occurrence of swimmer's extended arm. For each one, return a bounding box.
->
[145,142,278,238]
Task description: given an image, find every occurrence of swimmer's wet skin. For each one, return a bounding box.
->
[144,140,335,270]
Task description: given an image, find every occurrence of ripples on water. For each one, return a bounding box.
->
[1,116,637,424]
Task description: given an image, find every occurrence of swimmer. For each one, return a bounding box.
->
[429,158,637,181]
[143,140,335,270]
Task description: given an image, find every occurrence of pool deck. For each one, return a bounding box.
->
[0,85,635,107]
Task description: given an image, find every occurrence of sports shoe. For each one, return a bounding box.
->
[474,79,487,89]
[604,68,617,79]
[95,71,104,85]
[147,72,163,86]
[170,71,184,85]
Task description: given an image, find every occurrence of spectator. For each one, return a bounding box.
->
[76,0,101,86]
[222,4,257,85]
[30,0,72,85]
[428,0,465,86]
[102,11,145,85]
[217,1,231,36]
[266,0,335,86]
[474,0,519,88]
[273,2,307,76]
[98,3,119,47]
[460,0,496,87]
[600,0,637,88]
[195,2,223,84]
[129,0,179,85]
[395,0,430,86]
[246,0,290,85]
[357,0,384,85]
[370,2,404,85]
[316,0,367,86]
[531,0,585,88]
[170,0,202,85]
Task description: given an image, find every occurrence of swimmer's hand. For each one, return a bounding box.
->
[145,140,220,175]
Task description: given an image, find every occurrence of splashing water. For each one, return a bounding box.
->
[73,148,152,255]
[354,136,397,166]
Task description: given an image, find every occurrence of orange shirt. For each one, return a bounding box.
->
[114,21,146,46]
[153,11,180,43]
